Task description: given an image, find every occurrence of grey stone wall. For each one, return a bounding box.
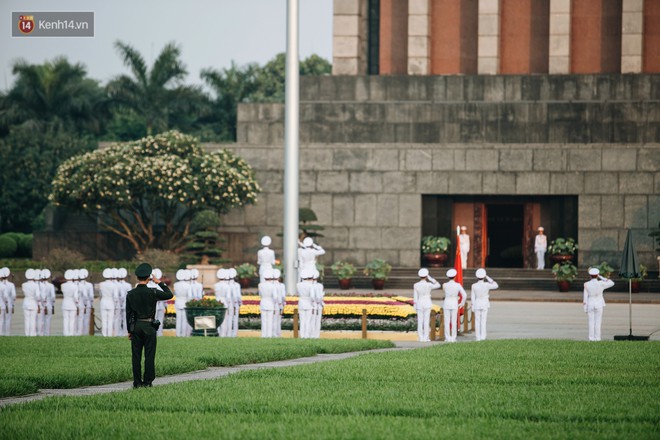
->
[222,75,660,269]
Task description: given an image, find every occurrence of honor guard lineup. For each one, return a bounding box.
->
[2,231,615,342]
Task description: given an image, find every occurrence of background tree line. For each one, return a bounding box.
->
[0,41,331,233]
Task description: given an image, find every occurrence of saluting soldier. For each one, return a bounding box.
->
[60,270,80,336]
[470,268,499,341]
[149,268,167,337]
[414,268,441,342]
[99,268,117,337]
[22,269,40,336]
[297,237,325,279]
[258,236,276,283]
[1,268,17,335]
[442,268,466,343]
[583,268,614,341]
[126,262,174,388]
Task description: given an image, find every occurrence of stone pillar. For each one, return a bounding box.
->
[621,0,644,73]
[333,0,368,75]
[549,0,571,74]
[478,0,501,74]
[408,0,430,75]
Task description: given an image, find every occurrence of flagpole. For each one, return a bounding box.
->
[283,0,299,297]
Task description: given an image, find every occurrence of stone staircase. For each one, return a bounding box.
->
[321,267,660,293]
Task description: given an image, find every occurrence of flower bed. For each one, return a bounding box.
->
[167,294,439,332]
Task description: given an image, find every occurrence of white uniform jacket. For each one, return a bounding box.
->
[296,281,314,311]
[583,278,615,311]
[258,281,277,311]
[470,279,499,310]
[442,280,466,310]
[413,278,440,310]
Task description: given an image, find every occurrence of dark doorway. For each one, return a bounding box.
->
[486,204,524,268]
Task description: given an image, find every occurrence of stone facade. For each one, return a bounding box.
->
[220,74,659,269]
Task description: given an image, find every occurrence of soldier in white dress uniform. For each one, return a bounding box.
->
[173,269,192,337]
[272,269,285,337]
[228,268,241,337]
[459,226,470,269]
[116,268,131,336]
[534,227,547,270]
[0,267,16,335]
[413,268,441,342]
[40,269,56,336]
[311,269,325,338]
[22,269,40,336]
[60,270,80,336]
[99,268,117,337]
[191,269,204,300]
[0,269,7,336]
[583,268,614,341]
[470,268,499,341]
[79,269,94,335]
[214,269,231,336]
[35,269,47,336]
[149,268,167,336]
[442,268,466,342]
[296,269,315,338]
[258,269,277,338]
[297,237,325,279]
[258,236,276,283]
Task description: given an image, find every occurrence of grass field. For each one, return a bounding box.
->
[1,340,658,439]
[0,337,393,398]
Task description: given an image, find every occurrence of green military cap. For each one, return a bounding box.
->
[135,263,152,277]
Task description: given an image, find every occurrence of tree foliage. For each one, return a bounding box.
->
[50,131,260,254]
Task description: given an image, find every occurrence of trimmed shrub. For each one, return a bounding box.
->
[44,248,85,273]
[134,249,180,272]
[0,235,18,258]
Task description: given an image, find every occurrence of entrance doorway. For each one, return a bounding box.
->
[486,204,524,268]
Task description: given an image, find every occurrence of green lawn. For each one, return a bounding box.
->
[1,340,658,439]
[0,337,393,397]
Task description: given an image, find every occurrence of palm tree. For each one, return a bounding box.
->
[107,40,206,135]
[0,57,107,136]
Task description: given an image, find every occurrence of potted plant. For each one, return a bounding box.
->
[595,261,614,279]
[185,298,226,336]
[629,264,647,293]
[363,258,392,290]
[551,262,578,292]
[421,236,451,267]
[331,261,356,289]
[235,263,257,288]
[548,237,578,264]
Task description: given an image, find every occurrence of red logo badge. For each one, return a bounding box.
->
[18,15,35,34]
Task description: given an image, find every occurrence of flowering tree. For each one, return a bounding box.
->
[50,131,260,253]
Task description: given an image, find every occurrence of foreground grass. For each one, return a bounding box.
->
[1,340,658,439]
[0,337,393,397]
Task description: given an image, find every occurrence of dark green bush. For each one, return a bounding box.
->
[0,235,18,258]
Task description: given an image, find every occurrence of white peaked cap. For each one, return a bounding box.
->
[176,269,185,281]
[303,237,313,247]
[272,269,281,279]
[418,268,429,278]
[538,226,544,231]
[72,269,81,280]
[63,269,74,280]
[191,269,199,278]
[588,268,600,276]
[102,268,112,279]
[475,268,487,279]
[42,269,51,279]
[216,268,225,279]
[152,268,162,279]
[33,269,42,280]
[79,268,89,279]
[118,268,128,278]
[110,268,120,279]
[228,268,237,278]
[460,226,467,230]
[263,269,274,280]
[183,270,192,281]
[261,235,272,246]
[446,268,457,278]
[0,267,8,277]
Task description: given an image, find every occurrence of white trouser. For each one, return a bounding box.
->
[37,308,45,336]
[273,308,282,337]
[444,308,458,342]
[83,307,92,335]
[155,308,165,336]
[232,306,240,337]
[113,308,121,336]
[261,310,274,338]
[118,308,127,336]
[474,309,488,341]
[76,306,85,335]
[536,251,545,269]
[220,305,233,337]
[588,307,604,341]
[62,309,77,336]
[4,306,12,335]
[299,309,311,338]
[24,309,38,336]
[101,308,114,337]
[44,308,53,336]
[417,308,431,342]
[175,307,188,337]
[0,308,5,336]
[460,251,468,269]
[314,307,323,338]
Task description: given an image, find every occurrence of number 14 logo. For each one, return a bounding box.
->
[18,15,35,34]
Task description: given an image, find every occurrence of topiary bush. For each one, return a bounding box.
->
[0,236,18,258]
[134,249,180,272]
[44,248,85,273]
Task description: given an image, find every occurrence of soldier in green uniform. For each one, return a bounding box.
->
[126,263,173,388]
